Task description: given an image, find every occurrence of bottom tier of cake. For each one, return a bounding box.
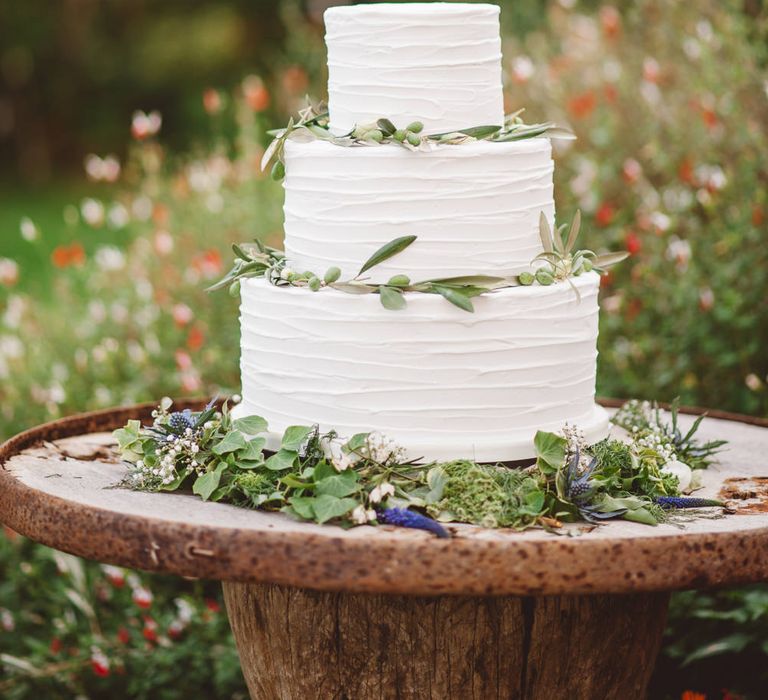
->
[235,272,610,461]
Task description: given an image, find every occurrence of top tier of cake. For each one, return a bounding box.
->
[325,2,505,134]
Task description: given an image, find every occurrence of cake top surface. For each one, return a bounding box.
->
[325,3,500,19]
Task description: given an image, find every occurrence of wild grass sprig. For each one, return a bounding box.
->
[612,398,727,470]
[262,102,575,180]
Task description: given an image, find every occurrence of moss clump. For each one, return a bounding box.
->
[427,460,543,529]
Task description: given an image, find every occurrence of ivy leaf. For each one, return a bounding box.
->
[265,449,298,471]
[315,470,359,498]
[432,285,474,312]
[378,285,407,310]
[425,466,447,504]
[287,496,316,520]
[534,431,567,473]
[238,437,266,462]
[113,421,141,450]
[233,415,268,435]
[212,431,247,455]
[311,495,359,524]
[343,433,369,454]
[358,235,417,275]
[281,425,313,451]
[193,462,227,501]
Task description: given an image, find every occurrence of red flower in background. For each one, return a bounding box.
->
[701,107,718,129]
[678,158,695,185]
[192,249,223,278]
[625,230,641,255]
[753,205,764,226]
[600,6,621,39]
[51,243,86,269]
[243,75,270,112]
[567,91,596,120]
[186,326,205,351]
[203,88,223,115]
[281,65,309,96]
[596,203,615,227]
[142,618,158,642]
[117,627,131,644]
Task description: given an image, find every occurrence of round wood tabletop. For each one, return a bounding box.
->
[1,399,767,596]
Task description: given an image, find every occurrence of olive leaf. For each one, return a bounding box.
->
[565,209,582,253]
[378,285,407,310]
[432,285,474,312]
[539,212,554,253]
[593,251,630,269]
[425,275,508,288]
[358,235,417,275]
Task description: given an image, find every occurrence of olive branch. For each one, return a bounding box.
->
[208,211,629,313]
[261,101,576,181]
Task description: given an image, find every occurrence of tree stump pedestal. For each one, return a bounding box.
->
[2,400,768,699]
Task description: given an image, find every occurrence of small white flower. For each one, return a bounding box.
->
[351,505,368,525]
[331,451,354,472]
[662,459,693,492]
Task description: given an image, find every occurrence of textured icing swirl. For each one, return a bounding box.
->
[325,3,504,133]
[282,137,555,279]
[238,273,607,461]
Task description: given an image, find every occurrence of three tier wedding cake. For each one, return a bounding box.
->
[234,2,610,461]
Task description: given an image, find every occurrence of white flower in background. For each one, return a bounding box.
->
[154,230,174,255]
[745,373,763,392]
[510,55,534,83]
[661,460,692,492]
[650,211,671,232]
[666,237,691,271]
[603,59,622,82]
[80,198,105,227]
[0,335,23,360]
[94,246,125,271]
[4,295,26,328]
[19,216,38,241]
[683,38,701,60]
[107,203,130,229]
[131,110,162,140]
[132,195,153,221]
[0,258,19,286]
[84,153,121,183]
[0,608,14,632]
[88,300,107,323]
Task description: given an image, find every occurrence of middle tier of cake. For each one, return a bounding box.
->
[237,272,609,462]
[282,137,555,280]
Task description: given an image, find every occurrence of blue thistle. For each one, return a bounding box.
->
[655,496,723,510]
[168,409,195,434]
[565,449,628,522]
[376,508,450,539]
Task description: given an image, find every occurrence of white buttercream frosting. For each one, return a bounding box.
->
[324,3,504,133]
[283,137,554,279]
[237,273,608,462]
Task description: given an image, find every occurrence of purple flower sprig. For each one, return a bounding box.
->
[376,508,450,538]
[655,496,723,510]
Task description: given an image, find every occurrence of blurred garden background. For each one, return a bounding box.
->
[0,0,766,697]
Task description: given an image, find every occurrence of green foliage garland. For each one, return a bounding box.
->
[114,397,726,534]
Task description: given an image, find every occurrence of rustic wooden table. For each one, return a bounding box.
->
[1,400,767,699]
